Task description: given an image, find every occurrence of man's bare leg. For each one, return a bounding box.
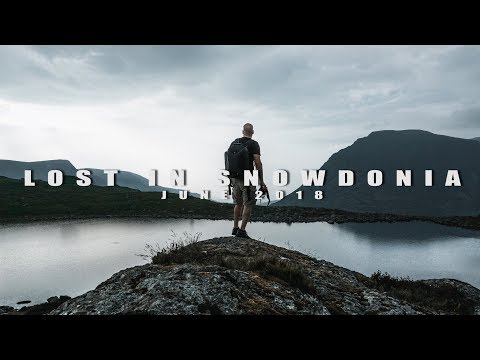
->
[234,205,242,228]
[240,206,252,230]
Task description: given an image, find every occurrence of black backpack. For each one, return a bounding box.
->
[225,138,252,178]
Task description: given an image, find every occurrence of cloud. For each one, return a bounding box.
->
[0,46,273,104]
[451,107,480,129]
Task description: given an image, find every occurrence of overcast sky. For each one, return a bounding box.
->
[0,45,479,196]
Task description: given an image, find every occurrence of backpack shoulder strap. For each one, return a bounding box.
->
[242,138,252,147]
[232,138,251,147]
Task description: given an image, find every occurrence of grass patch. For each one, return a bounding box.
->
[369,271,475,314]
[139,231,203,265]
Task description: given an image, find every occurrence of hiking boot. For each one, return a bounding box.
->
[235,229,251,239]
[232,227,239,236]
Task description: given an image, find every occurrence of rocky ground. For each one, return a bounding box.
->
[35,237,480,315]
[0,296,71,315]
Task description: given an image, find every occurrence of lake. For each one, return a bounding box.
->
[1,219,479,308]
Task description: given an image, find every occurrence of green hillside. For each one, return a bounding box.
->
[2,176,480,231]
[0,176,229,220]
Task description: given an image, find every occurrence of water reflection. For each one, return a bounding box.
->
[337,221,480,242]
[58,222,82,242]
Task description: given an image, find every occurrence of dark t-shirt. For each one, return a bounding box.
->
[230,137,261,172]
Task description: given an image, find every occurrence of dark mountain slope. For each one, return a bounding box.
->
[276,130,480,216]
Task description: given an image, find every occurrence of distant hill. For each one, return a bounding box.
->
[275,130,480,216]
[471,137,480,142]
[0,159,77,181]
[87,168,179,193]
[0,159,198,196]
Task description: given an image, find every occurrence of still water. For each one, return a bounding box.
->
[1,219,479,307]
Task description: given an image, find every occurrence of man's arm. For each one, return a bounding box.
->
[253,154,265,186]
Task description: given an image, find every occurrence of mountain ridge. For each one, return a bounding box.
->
[0,159,77,181]
[275,129,480,216]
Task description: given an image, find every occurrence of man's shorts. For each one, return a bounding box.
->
[231,177,257,207]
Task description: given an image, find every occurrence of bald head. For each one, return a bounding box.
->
[242,123,254,137]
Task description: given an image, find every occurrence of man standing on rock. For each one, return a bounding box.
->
[225,123,267,239]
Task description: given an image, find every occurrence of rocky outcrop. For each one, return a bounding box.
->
[0,306,14,315]
[422,279,480,314]
[51,237,480,315]
[1,296,71,315]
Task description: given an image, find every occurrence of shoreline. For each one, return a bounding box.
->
[1,209,479,231]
